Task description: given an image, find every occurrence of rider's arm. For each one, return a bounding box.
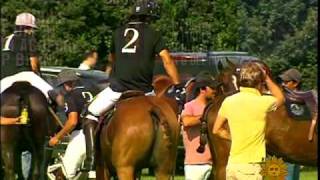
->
[105,53,115,75]
[54,112,78,140]
[181,102,201,127]
[0,117,19,125]
[212,114,231,140]
[30,56,40,73]
[265,75,285,108]
[29,35,40,74]
[182,115,202,127]
[159,49,180,85]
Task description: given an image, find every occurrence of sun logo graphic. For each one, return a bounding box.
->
[260,156,288,180]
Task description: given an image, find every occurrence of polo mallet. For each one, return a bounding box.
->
[48,107,64,129]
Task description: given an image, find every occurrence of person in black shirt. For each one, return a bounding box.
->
[81,0,182,172]
[1,12,53,100]
[48,70,95,179]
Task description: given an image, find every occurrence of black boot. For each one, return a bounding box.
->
[82,119,98,172]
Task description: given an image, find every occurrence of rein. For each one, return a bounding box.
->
[196,101,215,153]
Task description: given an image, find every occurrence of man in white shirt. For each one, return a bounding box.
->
[78,50,98,70]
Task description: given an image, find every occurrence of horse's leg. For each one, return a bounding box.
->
[1,144,17,180]
[16,150,25,180]
[28,128,45,180]
[29,148,41,180]
[153,129,178,180]
[116,166,135,180]
[96,154,111,180]
[27,92,48,180]
[153,151,176,180]
[154,169,172,180]
[96,165,110,180]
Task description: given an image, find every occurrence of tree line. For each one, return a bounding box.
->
[1,0,317,89]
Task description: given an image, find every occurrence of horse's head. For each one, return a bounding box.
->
[153,75,174,96]
[216,59,239,95]
[153,75,195,114]
[216,59,272,95]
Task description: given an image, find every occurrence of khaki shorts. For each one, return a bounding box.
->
[226,163,262,180]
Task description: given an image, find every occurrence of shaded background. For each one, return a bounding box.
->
[1,0,317,89]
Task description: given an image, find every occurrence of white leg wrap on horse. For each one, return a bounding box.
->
[0,71,53,99]
[87,87,122,118]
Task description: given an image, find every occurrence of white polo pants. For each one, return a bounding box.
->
[0,71,53,99]
[62,130,86,178]
[184,164,212,180]
[86,87,155,121]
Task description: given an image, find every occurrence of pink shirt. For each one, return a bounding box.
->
[182,99,212,165]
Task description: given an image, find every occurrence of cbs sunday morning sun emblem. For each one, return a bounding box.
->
[260,156,288,180]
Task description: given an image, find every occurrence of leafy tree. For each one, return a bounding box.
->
[1,0,317,89]
[237,0,317,89]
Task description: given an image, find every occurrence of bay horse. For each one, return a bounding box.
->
[0,82,57,180]
[197,62,317,180]
[96,75,183,180]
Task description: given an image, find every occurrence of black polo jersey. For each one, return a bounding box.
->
[64,86,95,130]
[1,32,38,79]
[109,22,167,93]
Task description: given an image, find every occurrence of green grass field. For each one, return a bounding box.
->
[140,167,317,180]
[300,167,318,180]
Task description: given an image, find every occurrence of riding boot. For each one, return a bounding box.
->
[82,119,98,172]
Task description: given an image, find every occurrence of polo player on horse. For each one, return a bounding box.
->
[80,0,183,175]
[1,12,53,124]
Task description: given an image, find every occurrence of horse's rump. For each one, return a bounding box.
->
[1,81,48,117]
[1,81,53,180]
[99,95,179,176]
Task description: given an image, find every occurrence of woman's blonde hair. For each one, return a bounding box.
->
[239,62,264,88]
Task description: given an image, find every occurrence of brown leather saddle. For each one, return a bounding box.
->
[118,90,145,101]
[284,88,316,119]
[284,88,318,141]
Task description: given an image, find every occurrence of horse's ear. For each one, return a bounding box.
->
[217,60,224,72]
[226,57,236,69]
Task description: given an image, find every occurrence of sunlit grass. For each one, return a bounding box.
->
[140,167,317,180]
[300,167,318,180]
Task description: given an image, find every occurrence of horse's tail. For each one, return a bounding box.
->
[197,102,214,153]
[10,82,32,115]
[150,105,172,148]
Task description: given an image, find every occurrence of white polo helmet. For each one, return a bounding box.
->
[15,12,37,28]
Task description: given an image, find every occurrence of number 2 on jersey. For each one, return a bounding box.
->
[122,28,139,53]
